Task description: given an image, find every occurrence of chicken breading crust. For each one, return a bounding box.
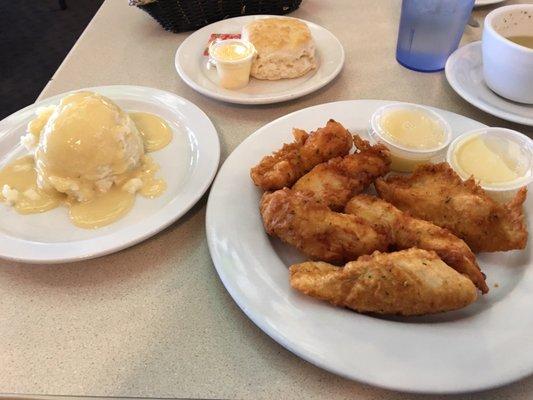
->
[290,248,478,316]
[375,163,527,253]
[292,136,390,210]
[260,188,389,264]
[250,120,353,191]
[345,194,488,293]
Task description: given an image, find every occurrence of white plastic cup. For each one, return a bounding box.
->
[208,39,255,90]
[368,103,452,172]
[447,127,533,202]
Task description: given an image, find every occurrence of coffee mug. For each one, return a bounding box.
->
[482,4,533,104]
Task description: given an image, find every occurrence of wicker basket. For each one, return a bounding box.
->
[132,0,303,33]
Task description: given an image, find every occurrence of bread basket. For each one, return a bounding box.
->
[130,0,303,33]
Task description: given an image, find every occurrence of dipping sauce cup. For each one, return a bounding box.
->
[447,128,533,202]
[369,103,452,172]
[208,39,255,90]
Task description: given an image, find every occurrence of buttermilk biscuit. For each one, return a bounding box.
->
[242,18,317,80]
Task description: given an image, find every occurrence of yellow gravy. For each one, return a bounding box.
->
[0,156,63,214]
[130,112,173,152]
[0,112,171,229]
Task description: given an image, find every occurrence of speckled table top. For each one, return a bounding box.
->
[1,0,532,399]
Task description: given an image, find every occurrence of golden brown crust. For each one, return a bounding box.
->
[345,194,489,293]
[250,120,353,191]
[243,18,313,55]
[375,162,528,252]
[290,248,478,316]
[260,188,389,264]
[292,136,390,211]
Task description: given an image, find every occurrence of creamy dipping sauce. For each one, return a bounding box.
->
[381,109,446,150]
[453,134,522,184]
[130,112,173,152]
[0,110,171,229]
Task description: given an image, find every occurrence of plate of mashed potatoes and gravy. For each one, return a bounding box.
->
[175,16,345,104]
[0,85,219,263]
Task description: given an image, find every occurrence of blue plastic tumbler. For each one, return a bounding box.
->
[396,0,475,72]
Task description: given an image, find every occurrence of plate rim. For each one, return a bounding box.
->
[0,85,220,264]
[206,99,533,394]
[445,41,533,126]
[175,15,345,105]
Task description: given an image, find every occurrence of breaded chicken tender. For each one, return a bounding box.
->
[290,248,478,316]
[375,163,528,253]
[345,195,488,293]
[292,136,390,210]
[250,120,353,191]
[260,188,389,264]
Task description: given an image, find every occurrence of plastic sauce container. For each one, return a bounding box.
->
[369,103,452,172]
[208,39,255,90]
[447,128,533,202]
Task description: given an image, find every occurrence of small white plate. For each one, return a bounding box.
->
[475,0,505,7]
[206,99,532,393]
[445,41,533,126]
[175,15,344,105]
[0,85,220,264]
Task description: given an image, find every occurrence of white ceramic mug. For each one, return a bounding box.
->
[482,4,533,104]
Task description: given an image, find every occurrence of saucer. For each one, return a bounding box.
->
[445,41,533,126]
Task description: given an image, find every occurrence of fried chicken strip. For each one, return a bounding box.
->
[375,163,527,252]
[260,188,389,264]
[292,136,390,210]
[250,120,353,191]
[345,195,488,293]
[290,248,478,316]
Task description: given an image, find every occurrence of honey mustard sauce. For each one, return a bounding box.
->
[453,135,520,184]
[381,109,445,149]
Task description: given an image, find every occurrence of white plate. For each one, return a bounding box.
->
[475,0,505,7]
[206,100,532,394]
[0,85,220,264]
[445,41,533,126]
[175,15,344,105]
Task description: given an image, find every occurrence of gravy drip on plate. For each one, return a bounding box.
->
[0,156,63,214]
[130,112,173,152]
